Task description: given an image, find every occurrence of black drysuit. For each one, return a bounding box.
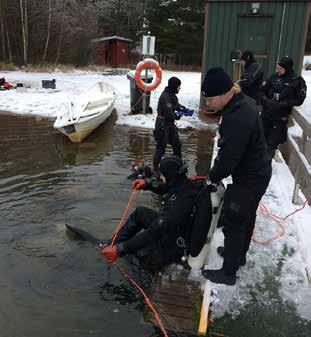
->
[261,71,306,158]
[210,92,272,275]
[115,177,211,270]
[240,61,264,104]
[153,87,183,169]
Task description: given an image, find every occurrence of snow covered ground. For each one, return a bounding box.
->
[0,66,310,321]
[0,68,205,130]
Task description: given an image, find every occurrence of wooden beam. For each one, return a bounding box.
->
[198,281,212,335]
[292,108,311,138]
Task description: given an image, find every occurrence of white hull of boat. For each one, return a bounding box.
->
[54,82,116,142]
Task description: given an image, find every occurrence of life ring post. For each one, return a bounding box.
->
[135,58,162,93]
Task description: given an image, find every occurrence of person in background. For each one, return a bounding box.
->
[261,56,307,159]
[239,50,264,104]
[200,67,271,286]
[153,77,194,172]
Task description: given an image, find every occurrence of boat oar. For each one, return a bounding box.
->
[65,224,107,249]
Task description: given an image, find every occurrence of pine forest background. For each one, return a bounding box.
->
[0,0,205,67]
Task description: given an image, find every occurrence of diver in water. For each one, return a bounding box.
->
[101,155,211,271]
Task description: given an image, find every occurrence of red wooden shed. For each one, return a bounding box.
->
[91,35,132,67]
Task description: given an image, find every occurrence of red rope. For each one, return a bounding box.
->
[252,203,285,245]
[111,189,139,246]
[116,264,169,337]
[130,90,147,111]
[267,197,311,221]
[253,197,310,245]
[104,189,169,337]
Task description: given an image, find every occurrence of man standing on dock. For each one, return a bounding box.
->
[201,68,271,286]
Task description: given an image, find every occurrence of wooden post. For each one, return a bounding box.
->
[198,281,212,335]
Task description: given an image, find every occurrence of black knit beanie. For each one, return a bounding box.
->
[278,56,293,73]
[201,67,234,98]
[168,77,181,93]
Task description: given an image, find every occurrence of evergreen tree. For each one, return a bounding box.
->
[145,0,205,66]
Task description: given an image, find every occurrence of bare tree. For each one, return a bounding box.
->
[0,1,6,60]
[42,0,52,63]
[5,22,12,63]
[20,0,28,64]
[55,0,67,65]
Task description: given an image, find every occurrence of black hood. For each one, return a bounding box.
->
[241,50,255,67]
[159,155,187,186]
[278,56,294,75]
[167,77,181,94]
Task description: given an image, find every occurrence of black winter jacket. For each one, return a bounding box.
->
[210,93,270,185]
[261,72,306,121]
[156,87,184,123]
[240,62,264,103]
[122,177,201,258]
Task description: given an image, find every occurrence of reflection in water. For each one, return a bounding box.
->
[0,113,63,177]
[0,111,214,337]
[60,112,117,166]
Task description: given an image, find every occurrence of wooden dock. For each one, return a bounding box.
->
[144,269,205,336]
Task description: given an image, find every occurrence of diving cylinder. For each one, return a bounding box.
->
[187,183,225,270]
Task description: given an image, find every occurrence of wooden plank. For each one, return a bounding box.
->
[152,293,198,308]
[152,301,196,320]
[144,272,203,335]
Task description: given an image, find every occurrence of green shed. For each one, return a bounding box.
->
[202,0,311,80]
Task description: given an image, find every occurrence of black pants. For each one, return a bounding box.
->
[222,166,272,275]
[116,207,157,244]
[115,206,166,270]
[153,119,182,169]
[261,117,288,159]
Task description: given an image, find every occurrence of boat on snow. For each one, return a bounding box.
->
[54,81,116,142]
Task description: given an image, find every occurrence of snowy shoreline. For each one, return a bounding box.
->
[0,68,207,130]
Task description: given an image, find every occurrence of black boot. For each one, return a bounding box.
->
[201,267,237,286]
[217,246,224,257]
[217,246,246,266]
[240,256,246,266]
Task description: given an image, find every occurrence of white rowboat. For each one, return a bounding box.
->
[54,81,116,142]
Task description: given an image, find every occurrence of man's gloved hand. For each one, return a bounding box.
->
[178,105,186,112]
[206,183,218,193]
[204,179,225,193]
[184,108,195,117]
[175,109,184,118]
[132,179,147,190]
[127,165,153,180]
[100,245,118,263]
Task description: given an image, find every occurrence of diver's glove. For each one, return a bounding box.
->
[132,179,147,190]
[100,245,118,263]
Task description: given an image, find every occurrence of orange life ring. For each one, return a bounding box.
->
[135,58,162,92]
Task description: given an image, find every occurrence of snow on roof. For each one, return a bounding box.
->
[91,36,133,43]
